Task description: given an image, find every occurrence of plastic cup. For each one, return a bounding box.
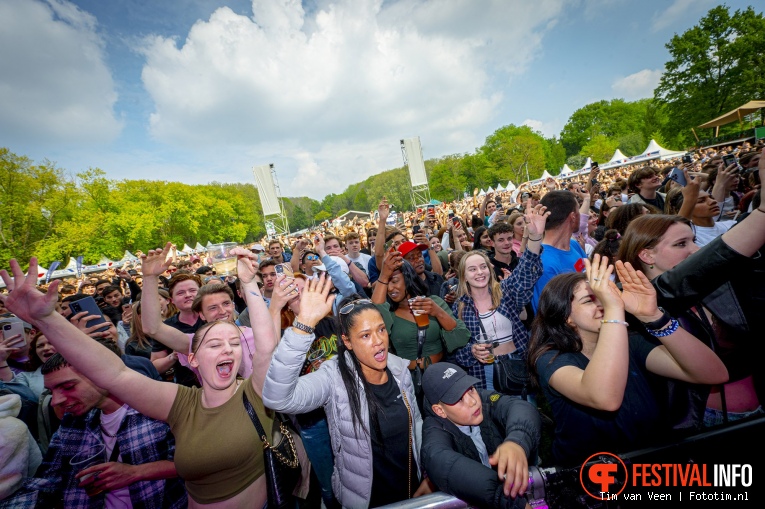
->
[208,242,238,276]
[475,333,495,364]
[408,297,430,328]
[70,443,107,496]
[307,347,327,371]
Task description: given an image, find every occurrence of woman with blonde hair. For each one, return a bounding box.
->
[452,204,549,396]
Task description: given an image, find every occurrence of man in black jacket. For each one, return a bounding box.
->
[421,363,540,509]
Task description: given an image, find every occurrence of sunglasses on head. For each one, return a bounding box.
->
[304,254,320,261]
[339,298,373,315]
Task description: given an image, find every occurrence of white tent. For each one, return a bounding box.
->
[638,139,685,161]
[486,186,494,194]
[607,149,629,164]
[580,157,593,171]
[194,242,205,252]
[506,181,516,191]
[121,250,139,262]
[180,243,193,255]
[541,170,553,180]
[206,241,212,248]
[478,189,486,196]
[495,183,505,192]
[559,164,573,175]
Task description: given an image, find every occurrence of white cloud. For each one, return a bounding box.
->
[611,69,662,100]
[651,0,714,32]
[138,0,567,197]
[0,0,121,144]
[522,118,562,138]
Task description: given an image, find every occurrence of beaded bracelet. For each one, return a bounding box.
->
[601,319,629,326]
[646,318,680,337]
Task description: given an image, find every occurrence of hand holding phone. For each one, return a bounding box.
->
[2,322,26,348]
[68,297,110,333]
[668,167,687,187]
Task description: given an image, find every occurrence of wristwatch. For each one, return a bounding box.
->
[292,319,315,335]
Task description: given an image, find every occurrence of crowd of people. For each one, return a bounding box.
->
[0,140,764,508]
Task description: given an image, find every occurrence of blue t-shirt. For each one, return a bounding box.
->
[531,239,586,312]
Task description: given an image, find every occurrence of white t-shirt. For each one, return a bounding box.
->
[100,404,132,508]
[694,220,735,248]
[348,252,372,274]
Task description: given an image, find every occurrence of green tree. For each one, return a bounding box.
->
[655,5,765,146]
[428,154,469,202]
[480,125,546,185]
[579,134,620,164]
[542,136,567,174]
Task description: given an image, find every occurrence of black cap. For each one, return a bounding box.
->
[196,266,213,275]
[422,362,480,405]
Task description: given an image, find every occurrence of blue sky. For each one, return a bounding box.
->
[0,0,756,199]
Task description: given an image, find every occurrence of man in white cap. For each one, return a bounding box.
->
[421,362,540,509]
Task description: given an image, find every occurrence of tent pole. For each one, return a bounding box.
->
[691,128,699,144]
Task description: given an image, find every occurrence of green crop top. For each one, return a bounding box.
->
[167,378,273,504]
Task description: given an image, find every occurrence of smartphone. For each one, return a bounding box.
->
[452,217,461,228]
[69,296,110,332]
[722,154,742,172]
[2,322,26,347]
[275,264,284,274]
[682,153,693,164]
[591,162,599,169]
[448,211,455,220]
[412,225,421,236]
[668,167,687,187]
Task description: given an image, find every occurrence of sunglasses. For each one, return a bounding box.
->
[304,254,320,261]
[339,298,373,315]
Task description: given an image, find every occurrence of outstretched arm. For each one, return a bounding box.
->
[0,259,177,422]
[721,149,765,255]
[230,248,279,397]
[139,243,192,352]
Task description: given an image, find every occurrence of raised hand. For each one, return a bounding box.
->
[141,243,173,277]
[380,249,403,279]
[230,246,259,284]
[583,254,622,312]
[524,203,550,237]
[295,273,335,329]
[614,261,660,322]
[270,274,299,311]
[378,196,390,223]
[0,258,59,323]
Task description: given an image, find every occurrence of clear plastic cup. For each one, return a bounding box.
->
[208,242,239,276]
[70,443,107,496]
[475,333,495,364]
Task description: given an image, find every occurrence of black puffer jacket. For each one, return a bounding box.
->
[421,390,540,509]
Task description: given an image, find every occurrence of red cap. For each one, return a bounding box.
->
[398,241,428,258]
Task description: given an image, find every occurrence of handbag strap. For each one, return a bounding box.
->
[243,391,270,445]
[416,328,426,359]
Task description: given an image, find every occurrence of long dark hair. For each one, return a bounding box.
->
[472,226,490,251]
[527,272,586,387]
[336,295,385,438]
[388,260,428,311]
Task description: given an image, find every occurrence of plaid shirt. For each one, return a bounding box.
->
[452,249,542,388]
[2,407,186,509]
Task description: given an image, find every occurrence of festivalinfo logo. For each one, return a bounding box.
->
[579,452,752,502]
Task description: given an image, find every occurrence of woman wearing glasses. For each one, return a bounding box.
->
[262,277,435,508]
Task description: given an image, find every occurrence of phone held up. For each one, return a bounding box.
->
[2,321,26,348]
[722,154,743,173]
[668,167,687,187]
[412,224,421,236]
[68,296,111,333]
[682,153,693,165]
[275,264,284,274]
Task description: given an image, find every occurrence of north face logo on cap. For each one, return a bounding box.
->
[442,368,457,379]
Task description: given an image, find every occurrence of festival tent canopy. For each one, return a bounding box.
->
[495,183,505,191]
[541,170,553,180]
[121,251,138,261]
[697,100,765,129]
[206,241,212,247]
[194,242,205,252]
[559,164,573,175]
[607,149,629,164]
[506,181,516,191]
[634,139,685,162]
[180,244,193,254]
[429,199,443,205]
[478,189,486,196]
[486,186,494,194]
[580,157,593,171]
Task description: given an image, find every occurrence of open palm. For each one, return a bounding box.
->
[615,261,658,320]
[0,258,59,323]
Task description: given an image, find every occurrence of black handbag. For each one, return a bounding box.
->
[243,392,301,509]
[493,355,532,400]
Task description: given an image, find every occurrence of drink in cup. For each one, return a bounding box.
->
[408,297,430,328]
[475,333,495,364]
[307,347,327,371]
[70,443,107,496]
[207,242,238,276]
